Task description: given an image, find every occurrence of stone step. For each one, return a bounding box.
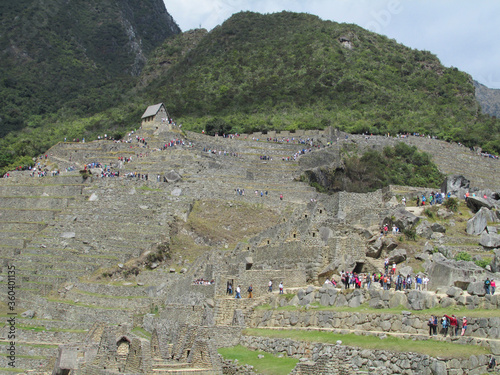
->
[62,289,153,309]
[0,197,74,209]
[0,208,59,222]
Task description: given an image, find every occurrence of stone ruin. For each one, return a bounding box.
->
[0,126,499,374]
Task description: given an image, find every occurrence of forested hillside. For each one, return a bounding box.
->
[0,0,180,170]
[1,10,499,175]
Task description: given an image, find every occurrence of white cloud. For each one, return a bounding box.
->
[164,0,500,88]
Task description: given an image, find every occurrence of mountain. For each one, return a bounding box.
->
[0,0,180,137]
[1,10,500,175]
[140,12,498,153]
[474,80,500,118]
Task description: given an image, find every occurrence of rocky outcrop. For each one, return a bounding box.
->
[386,208,420,231]
[424,253,490,289]
[479,232,500,248]
[466,196,500,213]
[466,207,492,235]
[441,175,470,196]
[490,249,500,273]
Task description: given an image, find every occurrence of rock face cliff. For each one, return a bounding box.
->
[474,80,500,118]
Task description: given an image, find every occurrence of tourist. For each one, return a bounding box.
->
[406,274,412,290]
[402,196,406,206]
[488,355,496,372]
[247,285,253,298]
[415,275,422,290]
[392,263,396,275]
[268,280,273,293]
[227,282,233,295]
[279,281,284,294]
[441,315,448,337]
[461,317,468,336]
[364,274,371,289]
[444,314,458,337]
[485,278,491,295]
[422,275,429,290]
[416,196,420,206]
[235,285,241,299]
[491,280,496,295]
[428,315,437,336]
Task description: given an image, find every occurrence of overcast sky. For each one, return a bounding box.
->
[164,0,500,89]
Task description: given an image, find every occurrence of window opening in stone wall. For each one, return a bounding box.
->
[312,232,316,237]
[267,240,270,244]
[186,349,191,357]
[320,209,323,214]
[246,263,252,270]
[293,233,296,238]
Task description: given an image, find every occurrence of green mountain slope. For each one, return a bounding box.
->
[142,12,498,152]
[0,0,180,137]
[1,11,499,175]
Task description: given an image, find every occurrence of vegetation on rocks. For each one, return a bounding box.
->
[303,143,443,193]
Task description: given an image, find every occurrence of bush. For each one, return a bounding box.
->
[443,197,459,212]
[454,252,472,262]
[423,208,435,219]
[474,258,491,268]
[403,227,417,241]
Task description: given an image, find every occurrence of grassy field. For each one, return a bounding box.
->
[243,328,491,359]
[218,345,298,375]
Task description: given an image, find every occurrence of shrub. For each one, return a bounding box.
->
[443,197,459,212]
[454,252,472,262]
[403,227,417,241]
[474,258,491,268]
[423,208,435,218]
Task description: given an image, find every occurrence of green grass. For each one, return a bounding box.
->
[0,368,29,373]
[17,324,86,334]
[137,186,161,192]
[45,298,132,311]
[131,327,152,340]
[243,329,490,359]
[0,341,58,349]
[0,353,46,360]
[218,345,298,375]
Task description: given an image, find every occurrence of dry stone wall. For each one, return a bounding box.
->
[241,336,492,375]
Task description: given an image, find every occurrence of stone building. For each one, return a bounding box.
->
[141,102,169,128]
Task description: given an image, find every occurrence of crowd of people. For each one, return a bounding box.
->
[338,270,430,291]
[193,278,214,285]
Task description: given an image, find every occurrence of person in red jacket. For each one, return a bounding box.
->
[445,314,458,337]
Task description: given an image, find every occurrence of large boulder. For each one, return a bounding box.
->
[479,232,500,248]
[466,207,492,235]
[467,281,487,296]
[416,221,433,239]
[431,223,446,233]
[490,249,500,273]
[388,249,407,264]
[165,170,182,182]
[366,237,383,258]
[441,175,470,196]
[388,208,420,231]
[424,253,488,289]
[466,196,499,213]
